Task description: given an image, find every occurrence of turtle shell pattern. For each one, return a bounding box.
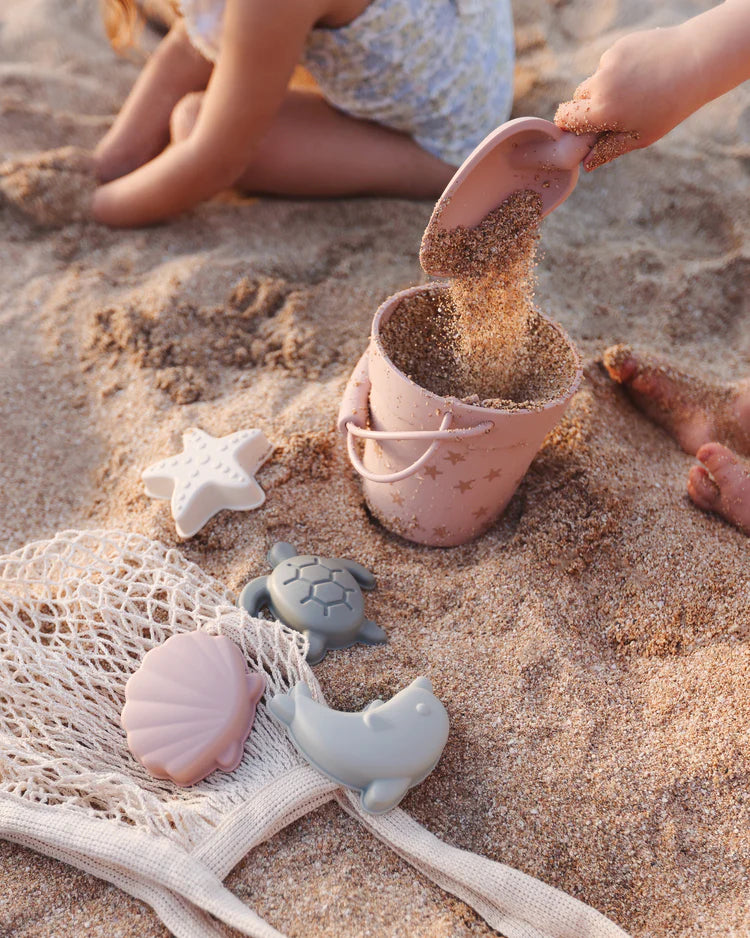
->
[268,556,364,634]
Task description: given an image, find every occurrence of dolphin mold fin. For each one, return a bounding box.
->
[362,778,412,814]
[268,693,295,725]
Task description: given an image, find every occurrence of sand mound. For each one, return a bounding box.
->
[0,146,95,227]
[82,274,315,403]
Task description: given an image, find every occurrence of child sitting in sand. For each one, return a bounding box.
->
[555,0,750,536]
[91,0,514,227]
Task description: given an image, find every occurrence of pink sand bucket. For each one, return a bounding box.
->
[337,284,582,547]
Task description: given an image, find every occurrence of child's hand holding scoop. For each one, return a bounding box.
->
[555,2,750,171]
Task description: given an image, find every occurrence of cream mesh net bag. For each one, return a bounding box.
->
[0,529,628,938]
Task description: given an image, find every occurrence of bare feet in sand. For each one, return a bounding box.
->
[688,443,750,536]
[0,146,95,227]
[603,345,750,456]
[604,344,750,535]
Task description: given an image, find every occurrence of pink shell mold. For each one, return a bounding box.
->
[121,631,265,786]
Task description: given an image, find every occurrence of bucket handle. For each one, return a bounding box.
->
[345,414,493,484]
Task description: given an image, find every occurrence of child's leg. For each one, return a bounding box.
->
[95,20,212,183]
[170,88,456,199]
[603,344,750,456]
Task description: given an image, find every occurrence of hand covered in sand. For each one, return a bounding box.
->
[556,0,750,170]
[0,147,96,227]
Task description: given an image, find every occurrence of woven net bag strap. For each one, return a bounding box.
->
[0,793,288,938]
[336,793,630,938]
[194,763,339,878]
[0,795,224,938]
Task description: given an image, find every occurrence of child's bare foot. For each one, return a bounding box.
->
[603,344,750,457]
[0,147,95,227]
[688,442,750,535]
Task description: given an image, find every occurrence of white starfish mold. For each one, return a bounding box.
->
[142,427,273,538]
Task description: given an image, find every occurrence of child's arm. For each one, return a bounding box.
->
[92,0,320,226]
[94,21,213,184]
[555,0,750,170]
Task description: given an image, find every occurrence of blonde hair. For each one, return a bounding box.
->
[100,0,140,51]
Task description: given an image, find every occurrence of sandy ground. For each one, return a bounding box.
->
[1,0,750,936]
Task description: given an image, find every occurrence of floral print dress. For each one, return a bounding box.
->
[179,0,514,166]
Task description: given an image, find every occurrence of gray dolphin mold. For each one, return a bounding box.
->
[268,676,450,815]
[238,542,386,665]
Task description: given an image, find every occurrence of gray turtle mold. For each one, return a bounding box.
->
[239,542,386,664]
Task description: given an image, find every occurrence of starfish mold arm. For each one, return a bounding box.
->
[141,463,177,499]
[232,429,274,473]
[172,498,214,538]
[219,477,266,510]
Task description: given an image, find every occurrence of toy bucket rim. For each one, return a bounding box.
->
[370,282,583,416]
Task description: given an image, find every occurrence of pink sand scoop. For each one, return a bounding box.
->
[422,117,595,277]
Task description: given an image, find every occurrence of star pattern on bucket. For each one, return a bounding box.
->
[484,467,503,481]
[142,427,273,538]
[390,491,405,505]
[444,451,466,465]
[473,506,489,519]
[433,526,448,539]
[423,465,442,479]
[455,479,475,493]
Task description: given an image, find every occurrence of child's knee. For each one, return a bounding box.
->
[170,92,204,143]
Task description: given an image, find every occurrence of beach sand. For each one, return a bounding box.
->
[1,1,750,936]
